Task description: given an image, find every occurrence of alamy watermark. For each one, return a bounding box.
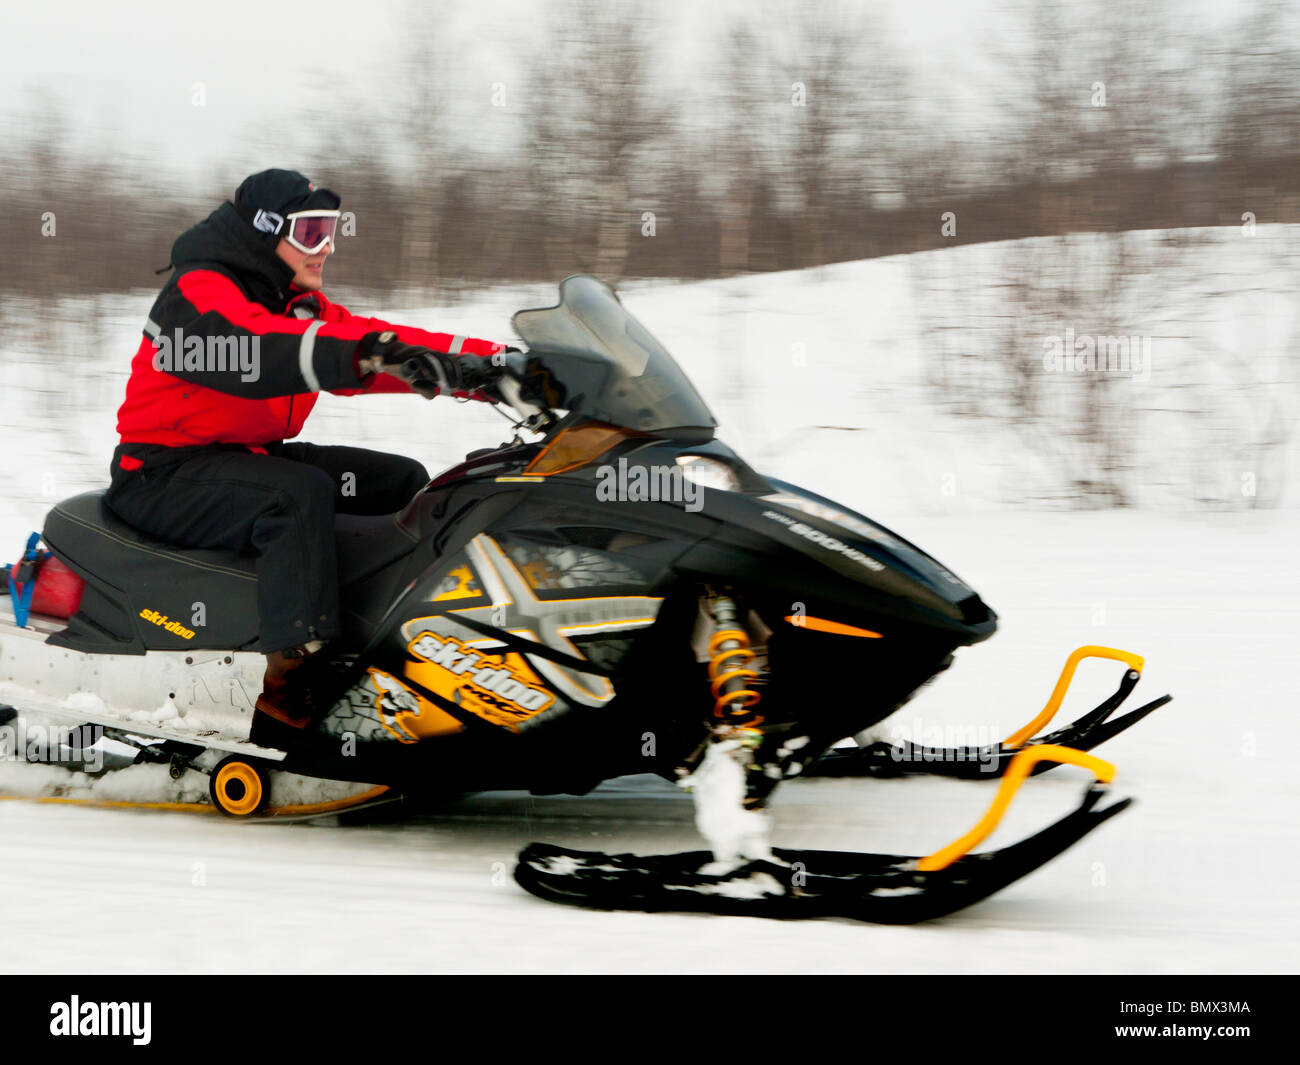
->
[1042,327,1151,382]
[50,996,151,1045]
[595,457,703,512]
[151,327,261,383]
[0,720,104,773]
[885,718,1003,773]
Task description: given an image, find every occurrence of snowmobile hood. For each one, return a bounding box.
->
[663,471,997,640]
[167,201,297,308]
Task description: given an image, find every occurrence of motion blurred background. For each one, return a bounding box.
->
[1,0,1297,974]
[0,0,1297,516]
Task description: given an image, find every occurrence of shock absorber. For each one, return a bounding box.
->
[705,594,764,727]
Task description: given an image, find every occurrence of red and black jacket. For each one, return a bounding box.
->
[115,201,503,461]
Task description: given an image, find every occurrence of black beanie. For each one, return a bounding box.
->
[233,169,341,241]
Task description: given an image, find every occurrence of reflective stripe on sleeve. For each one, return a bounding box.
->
[298,320,325,391]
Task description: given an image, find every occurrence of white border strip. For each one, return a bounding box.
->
[298,321,324,391]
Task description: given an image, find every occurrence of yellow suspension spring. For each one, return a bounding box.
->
[707,627,764,725]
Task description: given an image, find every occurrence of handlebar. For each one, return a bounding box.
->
[497,372,554,433]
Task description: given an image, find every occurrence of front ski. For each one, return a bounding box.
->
[515,746,1129,923]
[807,644,1171,780]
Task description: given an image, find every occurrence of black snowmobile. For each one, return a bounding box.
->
[1,275,1170,922]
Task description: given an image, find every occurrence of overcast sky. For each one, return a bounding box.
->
[0,0,1245,192]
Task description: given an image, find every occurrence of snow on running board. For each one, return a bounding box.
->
[0,684,285,761]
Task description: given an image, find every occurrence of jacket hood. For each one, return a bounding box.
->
[170,201,297,308]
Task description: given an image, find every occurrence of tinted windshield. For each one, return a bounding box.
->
[512,275,717,436]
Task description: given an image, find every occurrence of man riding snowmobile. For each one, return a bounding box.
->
[5,265,1172,921]
[106,168,518,744]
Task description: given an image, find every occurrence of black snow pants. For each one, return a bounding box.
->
[104,441,429,653]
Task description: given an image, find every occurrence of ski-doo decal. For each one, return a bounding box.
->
[405,632,555,730]
[138,608,196,640]
[402,535,663,707]
[367,668,462,743]
[761,510,886,572]
[410,632,552,708]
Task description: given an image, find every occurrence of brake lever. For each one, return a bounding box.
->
[498,376,554,434]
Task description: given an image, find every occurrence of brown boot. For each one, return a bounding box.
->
[252,642,325,739]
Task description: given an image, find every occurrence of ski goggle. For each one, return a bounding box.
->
[283,209,340,254]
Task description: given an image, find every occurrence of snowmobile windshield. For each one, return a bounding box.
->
[512,275,717,438]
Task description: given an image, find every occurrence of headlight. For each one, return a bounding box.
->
[676,455,741,492]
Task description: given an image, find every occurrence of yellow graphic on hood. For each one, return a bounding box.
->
[408,536,661,708]
[431,565,481,603]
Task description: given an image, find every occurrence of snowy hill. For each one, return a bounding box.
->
[1,224,1296,553]
[0,230,1296,973]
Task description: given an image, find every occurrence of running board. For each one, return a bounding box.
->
[0,688,284,762]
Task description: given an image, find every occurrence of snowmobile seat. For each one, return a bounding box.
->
[40,491,422,655]
[41,491,260,654]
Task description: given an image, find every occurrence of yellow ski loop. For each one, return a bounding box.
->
[1002,645,1145,750]
[916,745,1116,872]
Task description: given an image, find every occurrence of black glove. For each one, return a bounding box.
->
[356,331,504,400]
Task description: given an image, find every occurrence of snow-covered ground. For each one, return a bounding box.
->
[0,230,1297,972]
[1,507,1295,973]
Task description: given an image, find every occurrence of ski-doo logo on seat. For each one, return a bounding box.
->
[409,632,552,713]
[138,608,195,640]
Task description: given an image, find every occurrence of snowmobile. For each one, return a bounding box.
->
[0,274,1171,922]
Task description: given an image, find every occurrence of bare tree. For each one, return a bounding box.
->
[1213,0,1300,165]
[714,2,911,272]
[519,0,674,283]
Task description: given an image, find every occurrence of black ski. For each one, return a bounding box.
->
[514,786,1130,924]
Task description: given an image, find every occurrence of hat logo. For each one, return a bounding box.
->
[252,209,284,235]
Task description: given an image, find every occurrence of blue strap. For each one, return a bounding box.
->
[8,532,43,628]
